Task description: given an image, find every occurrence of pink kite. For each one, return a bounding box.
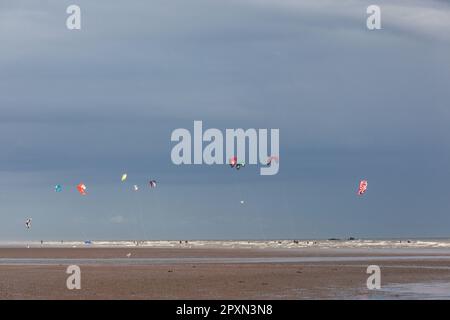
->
[229,156,237,168]
[267,156,279,165]
[357,180,368,195]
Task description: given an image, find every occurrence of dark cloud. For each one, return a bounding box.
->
[1,0,449,240]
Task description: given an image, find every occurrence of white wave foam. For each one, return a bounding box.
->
[2,239,450,249]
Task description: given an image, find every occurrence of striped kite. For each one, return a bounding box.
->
[358,180,368,195]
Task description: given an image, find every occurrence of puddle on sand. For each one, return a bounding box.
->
[356,282,450,299]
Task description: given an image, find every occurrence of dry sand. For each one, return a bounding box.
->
[1,247,449,299]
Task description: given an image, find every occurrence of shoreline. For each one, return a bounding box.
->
[2,238,450,250]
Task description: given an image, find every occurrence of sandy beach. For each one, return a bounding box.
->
[1,245,450,299]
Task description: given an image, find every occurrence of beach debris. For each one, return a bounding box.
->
[121,173,127,182]
[266,156,279,165]
[357,180,368,195]
[25,218,32,229]
[77,183,87,195]
[149,180,157,188]
[133,185,139,191]
[55,184,62,192]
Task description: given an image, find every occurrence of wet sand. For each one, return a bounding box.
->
[1,247,450,299]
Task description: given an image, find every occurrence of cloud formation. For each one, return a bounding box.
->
[0,0,449,240]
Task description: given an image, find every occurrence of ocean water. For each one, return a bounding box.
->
[2,239,450,249]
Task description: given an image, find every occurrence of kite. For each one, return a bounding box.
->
[121,173,127,182]
[358,180,368,195]
[267,156,279,165]
[25,218,32,229]
[229,156,245,170]
[55,185,62,192]
[236,163,245,170]
[77,183,87,195]
[149,180,157,188]
[229,156,237,168]
[133,185,139,191]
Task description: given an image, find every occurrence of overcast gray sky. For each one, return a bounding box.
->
[1,0,449,240]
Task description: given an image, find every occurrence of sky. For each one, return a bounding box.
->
[1,0,449,240]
